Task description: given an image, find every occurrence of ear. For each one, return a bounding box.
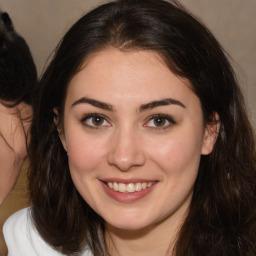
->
[53,108,67,151]
[201,112,220,155]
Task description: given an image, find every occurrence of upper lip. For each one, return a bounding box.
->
[100,178,158,184]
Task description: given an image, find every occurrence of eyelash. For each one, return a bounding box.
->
[81,113,111,129]
[144,114,176,129]
[81,113,176,130]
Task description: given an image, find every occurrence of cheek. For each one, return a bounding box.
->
[66,135,106,202]
[69,143,100,172]
[149,131,203,176]
[65,131,108,177]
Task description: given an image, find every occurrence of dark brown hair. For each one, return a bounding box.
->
[0,12,37,107]
[29,0,256,255]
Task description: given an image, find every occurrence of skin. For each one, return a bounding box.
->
[58,48,218,255]
[0,101,32,204]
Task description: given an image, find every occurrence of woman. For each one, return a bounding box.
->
[4,0,256,255]
[0,12,37,204]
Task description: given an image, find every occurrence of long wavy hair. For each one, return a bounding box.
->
[29,0,256,255]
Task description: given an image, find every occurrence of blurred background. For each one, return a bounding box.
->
[0,0,255,255]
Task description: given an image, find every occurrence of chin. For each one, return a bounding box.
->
[103,211,157,231]
[111,221,147,231]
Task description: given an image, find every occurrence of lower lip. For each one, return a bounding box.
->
[101,181,157,203]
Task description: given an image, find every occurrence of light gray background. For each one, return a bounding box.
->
[1,0,255,125]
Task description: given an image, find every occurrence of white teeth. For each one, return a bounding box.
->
[119,183,126,193]
[107,182,113,189]
[142,183,147,189]
[126,183,135,193]
[113,182,118,191]
[135,182,142,191]
[106,182,154,193]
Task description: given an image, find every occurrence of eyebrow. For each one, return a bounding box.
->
[71,97,185,112]
[71,97,114,111]
[139,98,186,112]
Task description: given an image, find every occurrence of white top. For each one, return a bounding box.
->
[3,207,93,256]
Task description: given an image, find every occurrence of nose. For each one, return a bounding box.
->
[107,127,146,171]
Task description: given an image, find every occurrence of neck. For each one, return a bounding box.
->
[104,213,185,256]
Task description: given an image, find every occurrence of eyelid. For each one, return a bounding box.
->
[81,113,111,128]
[144,114,176,129]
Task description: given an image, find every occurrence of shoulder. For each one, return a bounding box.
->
[3,207,93,256]
[3,207,60,255]
[3,207,30,238]
[3,207,37,255]
[3,207,29,231]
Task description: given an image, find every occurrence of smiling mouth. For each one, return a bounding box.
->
[105,181,155,193]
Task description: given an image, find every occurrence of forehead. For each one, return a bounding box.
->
[65,48,197,109]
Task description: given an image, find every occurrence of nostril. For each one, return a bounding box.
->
[107,153,146,172]
[107,131,146,171]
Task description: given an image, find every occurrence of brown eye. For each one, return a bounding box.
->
[92,116,104,126]
[145,114,175,129]
[83,114,110,128]
[153,117,167,127]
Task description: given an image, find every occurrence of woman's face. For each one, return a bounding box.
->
[60,48,216,231]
